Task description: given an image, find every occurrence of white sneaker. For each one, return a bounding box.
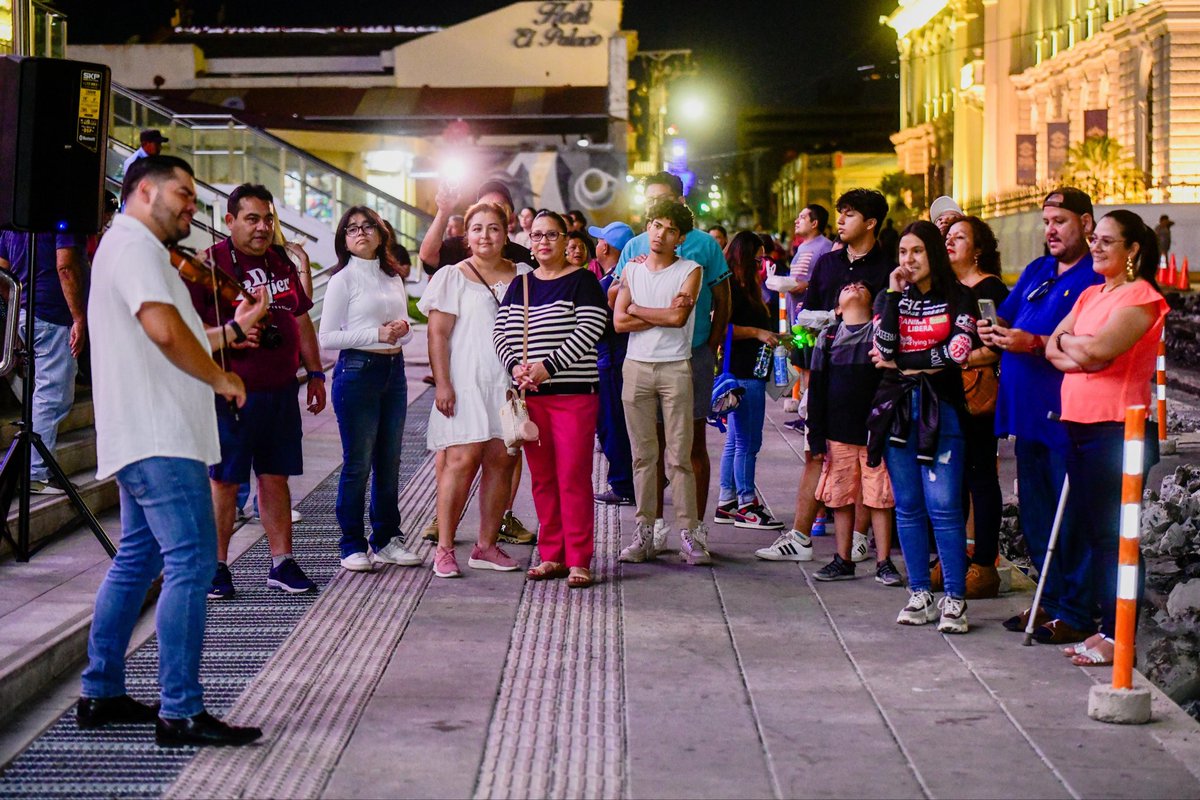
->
[755,530,813,562]
[371,539,423,567]
[619,523,657,563]
[680,526,713,566]
[652,518,671,554]
[291,508,303,524]
[850,531,870,562]
[896,590,938,625]
[937,595,969,634]
[340,552,374,572]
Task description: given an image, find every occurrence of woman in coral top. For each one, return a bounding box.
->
[1046,210,1168,667]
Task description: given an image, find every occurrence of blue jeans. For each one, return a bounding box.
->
[597,359,634,497]
[331,350,407,557]
[1061,422,1156,637]
[19,312,76,482]
[1013,436,1084,621]
[885,393,968,597]
[719,378,766,505]
[82,457,216,719]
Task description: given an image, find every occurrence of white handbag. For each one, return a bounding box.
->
[498,272,540,454]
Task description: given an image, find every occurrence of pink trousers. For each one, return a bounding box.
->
[524,394,598,569]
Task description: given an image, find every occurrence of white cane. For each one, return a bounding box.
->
[1023,475,1070,646]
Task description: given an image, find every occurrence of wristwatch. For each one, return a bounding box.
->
[228,321,248,344]
[307,370,326,381]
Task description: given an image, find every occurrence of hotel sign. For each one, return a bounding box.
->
[514,2,604,48]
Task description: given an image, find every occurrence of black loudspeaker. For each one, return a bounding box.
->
[0,56,111,234]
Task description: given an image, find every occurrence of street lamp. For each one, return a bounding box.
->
[680,96,705,122]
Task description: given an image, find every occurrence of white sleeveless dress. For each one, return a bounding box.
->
[418,262,533,450]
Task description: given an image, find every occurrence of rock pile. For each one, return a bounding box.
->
[1140,464,1200,718]
[1164,293,1200,368]
[998,502,1032,572]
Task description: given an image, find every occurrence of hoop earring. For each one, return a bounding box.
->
[1126,255,1137,282]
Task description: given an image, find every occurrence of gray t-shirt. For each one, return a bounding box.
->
[787,235,834,323]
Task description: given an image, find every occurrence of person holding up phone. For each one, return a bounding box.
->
[944,216,1008,598]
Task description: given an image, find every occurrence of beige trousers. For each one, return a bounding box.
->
[621,358,697,531]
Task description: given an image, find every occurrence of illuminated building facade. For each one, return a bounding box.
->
[886,0,1200,215]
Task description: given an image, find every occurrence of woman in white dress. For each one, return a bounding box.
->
[418,202,533,578]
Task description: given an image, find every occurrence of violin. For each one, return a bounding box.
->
[167,246,256,306]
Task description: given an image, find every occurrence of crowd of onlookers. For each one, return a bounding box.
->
[384,174,1167,667]
[59,148,1172,749]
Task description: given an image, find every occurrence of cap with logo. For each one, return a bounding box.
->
[139,129,169,144]
[1042,187,1093,218]
[588,221,635,253]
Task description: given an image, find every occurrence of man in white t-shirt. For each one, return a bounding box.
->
[613,199,710,565]
[79,155,269,748]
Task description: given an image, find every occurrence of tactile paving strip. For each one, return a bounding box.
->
[0,390,437,800]
[473,453,626,800]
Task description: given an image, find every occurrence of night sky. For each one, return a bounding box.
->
[59,0,899,152]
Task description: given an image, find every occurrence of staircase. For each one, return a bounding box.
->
[0,385,115,560]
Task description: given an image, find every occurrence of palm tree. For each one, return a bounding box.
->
[1058,136,1145,203]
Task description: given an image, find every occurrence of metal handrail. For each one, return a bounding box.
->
[110,85,432,230]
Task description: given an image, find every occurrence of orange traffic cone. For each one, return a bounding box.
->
[1178,256,1190,291]
[1158,255,1169,284]
[1168,254,1178,287]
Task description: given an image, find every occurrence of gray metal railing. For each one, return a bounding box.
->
[108,85,431,249]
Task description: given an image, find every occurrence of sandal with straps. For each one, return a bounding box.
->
[526,561,568,581]
[1071,636,1115,667]
[567,567,593,589]
[1063,633,1106,658]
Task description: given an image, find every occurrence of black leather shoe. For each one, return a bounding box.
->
[76,695,160,729]
[156,711,263,747]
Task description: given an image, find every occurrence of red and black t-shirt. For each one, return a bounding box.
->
[188,240,313,393]
[873,285,981,404]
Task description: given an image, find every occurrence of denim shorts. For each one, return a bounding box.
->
[211,386,303,482]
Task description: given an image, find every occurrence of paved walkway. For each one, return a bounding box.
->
[2,330,1200,798]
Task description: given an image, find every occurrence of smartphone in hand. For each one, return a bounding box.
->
[978,298,999,326]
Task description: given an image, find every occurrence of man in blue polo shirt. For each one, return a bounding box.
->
[981,187,1102,643]
[613,172,731,552]
[0,230,88,494]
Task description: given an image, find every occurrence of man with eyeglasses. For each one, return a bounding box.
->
[978,187,1102,643]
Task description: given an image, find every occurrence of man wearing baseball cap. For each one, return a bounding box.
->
[589,221,637,505]
[121,129,169,176]
[978,187,1101,640]
[929,195,963,235]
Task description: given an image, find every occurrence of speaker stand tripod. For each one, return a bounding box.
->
[0,232,114,561]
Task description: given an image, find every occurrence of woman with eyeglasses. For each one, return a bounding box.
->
[943,216,1007,599]
[713,231,783,531]
[977,188,1102,641]
[319,207,422,572]
[869,220,982,634]
[418,202,531,579]
[493,210,607,588]
[1044,211,1167,667]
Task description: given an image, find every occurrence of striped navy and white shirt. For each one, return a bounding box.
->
[493,268,607,395]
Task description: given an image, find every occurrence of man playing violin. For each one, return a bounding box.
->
[187,184,326,599]
[80,155,270,746]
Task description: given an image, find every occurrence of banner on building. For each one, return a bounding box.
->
[1047,122,1070,178]
[1084,108,1108,138]
[1016,134,1037,186]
